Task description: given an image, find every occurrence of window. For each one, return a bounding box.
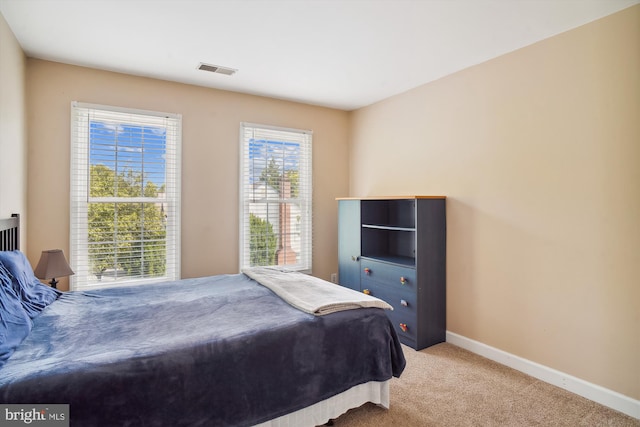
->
[70,102,181,290]
[239,123,312,272]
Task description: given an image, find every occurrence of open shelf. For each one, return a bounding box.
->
[361,199,415,229]
[361,226,415,264]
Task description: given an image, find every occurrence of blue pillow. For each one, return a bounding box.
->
[0,262,32,367]
[0,251,61,318]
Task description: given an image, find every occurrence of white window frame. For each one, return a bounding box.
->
[239,122,312,272]
[70,102,181,290]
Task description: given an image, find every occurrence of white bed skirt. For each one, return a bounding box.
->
[254,380,390,427]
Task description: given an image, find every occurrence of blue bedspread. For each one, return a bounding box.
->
[0,274,405,426]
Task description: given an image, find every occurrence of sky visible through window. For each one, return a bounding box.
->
[88,125,301,193]
[89,121,167,189]
[248,138,300,186]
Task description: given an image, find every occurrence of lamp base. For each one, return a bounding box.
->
[49,278,58,289]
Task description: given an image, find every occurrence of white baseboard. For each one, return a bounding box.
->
[446,331,640,420]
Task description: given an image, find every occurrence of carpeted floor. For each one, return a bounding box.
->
[329,343,639,426]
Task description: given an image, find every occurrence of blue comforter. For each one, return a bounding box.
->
[0,274,405,426]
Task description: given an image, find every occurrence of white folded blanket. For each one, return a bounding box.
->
[242,267,393,315]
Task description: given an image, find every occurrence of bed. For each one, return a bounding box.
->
[0,215,406,426]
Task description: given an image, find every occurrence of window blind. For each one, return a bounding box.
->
[70,102,181,290]
[239,123,312,272]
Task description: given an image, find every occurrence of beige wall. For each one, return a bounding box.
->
[26,60,350,289]
[0,13,27,246]
[350,6,640,399]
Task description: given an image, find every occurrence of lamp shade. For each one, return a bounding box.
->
[34,249,74,280]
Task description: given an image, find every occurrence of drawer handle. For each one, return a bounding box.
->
[399,323,408,332]
[364,267,371,275]
[363,289,371,295]
[400,299,408,307]
[400,276,408,285]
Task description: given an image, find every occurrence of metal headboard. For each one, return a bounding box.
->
[0,213,20,251]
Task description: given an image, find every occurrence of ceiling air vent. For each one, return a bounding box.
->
[197,63,237,76]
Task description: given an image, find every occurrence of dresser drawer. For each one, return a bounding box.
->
[386,306,418,342]
[360,281,416,315]
[360,259,417,292]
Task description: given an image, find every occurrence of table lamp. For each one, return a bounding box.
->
[34,249,74,289]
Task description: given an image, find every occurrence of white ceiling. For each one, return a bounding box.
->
[1,0,637,111]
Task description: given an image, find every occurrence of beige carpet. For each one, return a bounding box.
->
[329,343,639,426]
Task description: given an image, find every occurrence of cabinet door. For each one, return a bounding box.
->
[338,200,361,291]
